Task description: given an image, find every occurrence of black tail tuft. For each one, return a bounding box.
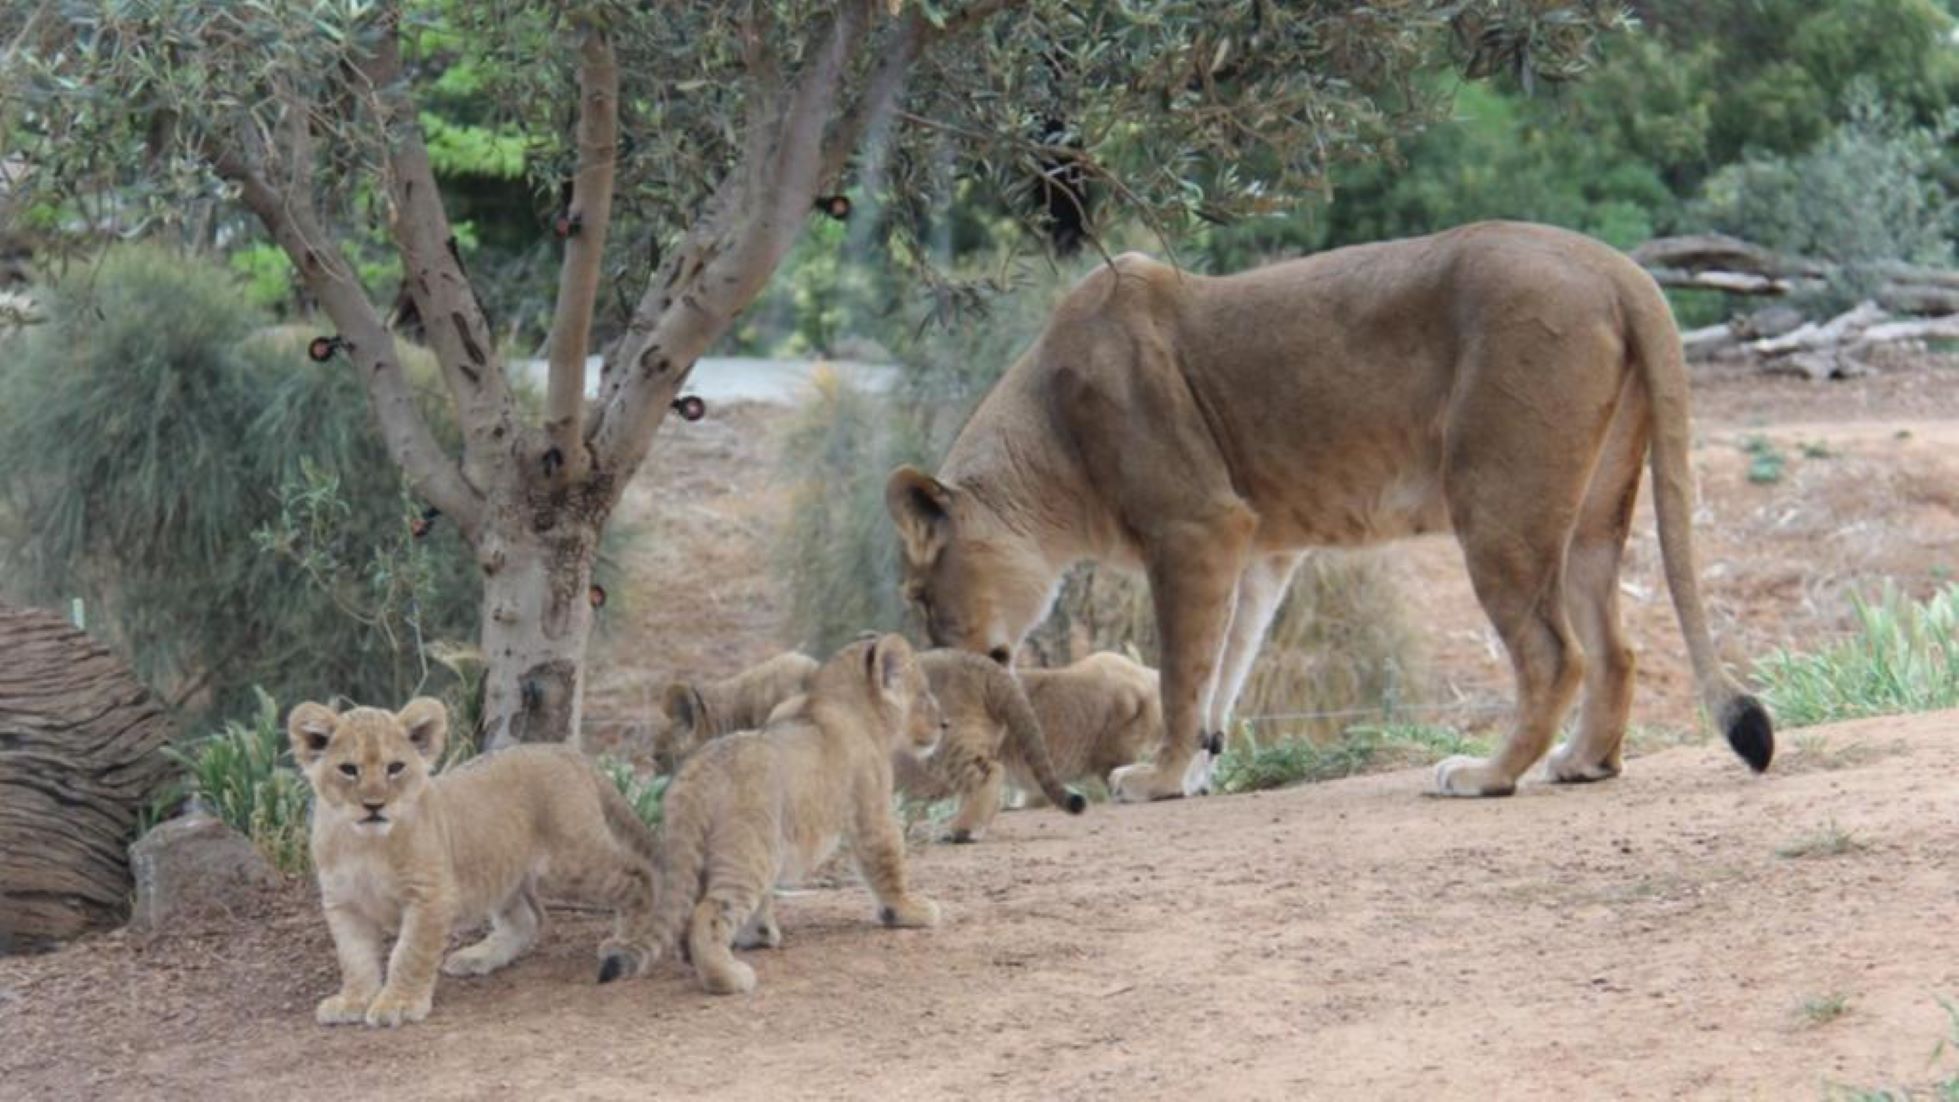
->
[1723,695,1775,773]
[597,952,628,985]
[1062,789,1088,815]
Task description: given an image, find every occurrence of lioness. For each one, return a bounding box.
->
[649,650,819,773]
[653,633,944,994]
[289,698,658,1027]
[899,650,1149,841]
[887,221,1773,801]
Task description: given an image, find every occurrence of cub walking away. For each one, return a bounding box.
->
[650,650,819,772]
[653,634,944,994]
[289,697,658,1028]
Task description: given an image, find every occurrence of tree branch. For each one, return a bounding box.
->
[353,9,517,493]
[210,147,485,537]
[541,24,619,485]
[586,5,869,483]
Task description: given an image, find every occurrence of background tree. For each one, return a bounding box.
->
[3,1,1625,749]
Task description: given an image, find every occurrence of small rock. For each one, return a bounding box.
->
[128,815,280,931]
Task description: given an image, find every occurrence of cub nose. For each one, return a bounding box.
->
[362,800,385,813]
[987,646,1010,666]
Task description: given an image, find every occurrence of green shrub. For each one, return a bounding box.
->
[156,688,312,874]
[1754,583,1959,728]
[0,246,479,730]
[598,758,669,831]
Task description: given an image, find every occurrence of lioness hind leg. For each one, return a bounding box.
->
[443,887,543,977]
[1549,400,1646,784]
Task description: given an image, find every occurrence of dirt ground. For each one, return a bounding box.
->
[6,712,1959,1100]
[7,355,1959,1100]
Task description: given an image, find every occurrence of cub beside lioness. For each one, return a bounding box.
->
[289,698,658,1027]
[653,634,944,994]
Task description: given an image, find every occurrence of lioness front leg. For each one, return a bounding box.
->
[366,894,453,1027]
[854,795,939,928]
[316,904,386,1025]
[1111,515,1251,803]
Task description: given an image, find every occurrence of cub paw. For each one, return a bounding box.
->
[1432,755,1517,798]
[315,993,370,1026]
[940,827,982,844]
[1109,762,1186,804]
[596,940,654,984]
[732,920,782,952]
[1546,742,1622,784]
[700,959,757,996]
[362,989,432,1029]
[878,897,941,929]
[441,947,501,977]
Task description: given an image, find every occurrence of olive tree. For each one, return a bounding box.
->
[3,1,1624,749]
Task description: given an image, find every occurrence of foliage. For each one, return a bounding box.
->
[776,366,932,654]
[1689,90,1957,306]
[1213,722,1490,794]
[154,688,313,874]
[0,246,479,728]
[1754,584,1959,729]
[598,757,669,831]
[1742,436,1788,485]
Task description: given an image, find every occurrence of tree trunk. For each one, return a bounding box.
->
[475,505,605,752]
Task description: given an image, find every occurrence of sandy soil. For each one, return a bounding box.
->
[6,711,1959,1100]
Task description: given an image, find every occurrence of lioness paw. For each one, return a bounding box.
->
[362,990,432,1028]
[1432,755,1517,798]
[878,897,940,929]
[1109,762,1186,803]
[1545,742,1622,784]
[315,993,370,1026]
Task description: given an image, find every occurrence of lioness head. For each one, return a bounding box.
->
[885,466,1058,665]
[859,632,945,756]
[288,698,449,837]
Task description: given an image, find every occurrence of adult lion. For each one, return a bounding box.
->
[886,221,1772,801]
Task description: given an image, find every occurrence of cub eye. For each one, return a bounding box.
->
[387,761,405,777]
[337,763,358,778]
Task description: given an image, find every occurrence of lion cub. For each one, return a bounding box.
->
[649,650,818,773]
[289,698,658,1027]
[653,634,944,994]
[894,651,1155,841]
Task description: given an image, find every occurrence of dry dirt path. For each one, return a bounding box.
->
[7,710,1959,1100]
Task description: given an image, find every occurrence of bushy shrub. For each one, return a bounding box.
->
[155,688,312,874]
[0,246,479,729]
[1755,583,1959,728]
[1690,89,1956,305]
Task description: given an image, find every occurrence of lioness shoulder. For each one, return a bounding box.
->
[290,698,657,1027]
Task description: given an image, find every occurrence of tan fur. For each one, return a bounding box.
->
[897,650,1143,841]
[651,634,945,995]
[290,698,658,1028]
[649,651,819,773]
[888,221,1773,803]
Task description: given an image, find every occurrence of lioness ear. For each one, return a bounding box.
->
[885,467,952,557]
[664,682,703,734]
[287,702,339,766]
[395,697,449,763]
[868,633,916,694]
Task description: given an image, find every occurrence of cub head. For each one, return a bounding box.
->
[650,682,708,774]
[860,632,945,757]
[885,466,1058,666]
[288,697,449,837]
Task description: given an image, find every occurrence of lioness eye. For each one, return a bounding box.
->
[387,761,405,777]
[337,763,358,778]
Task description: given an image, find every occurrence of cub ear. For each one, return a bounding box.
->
[663,682,704,734]
[395,697,449,763]
[867,632,917,694]
[287,702,339,766]
[885,467,952,556]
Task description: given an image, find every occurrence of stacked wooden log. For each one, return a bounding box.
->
[0,606,174,953]
[1633,234,1959,379]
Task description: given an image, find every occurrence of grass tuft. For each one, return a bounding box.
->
[1755,584,1959,729]
[1775,820,1868,860]
[1213,722,1490,794]
[1801,992,1852,1027]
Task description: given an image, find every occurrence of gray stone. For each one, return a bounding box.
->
[128,815,280,931]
